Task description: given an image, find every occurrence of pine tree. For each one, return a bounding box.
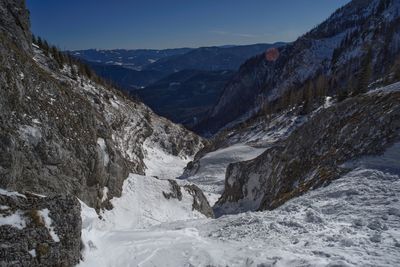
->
[301,81,315,114]
[37,36,43,48]
[32,34,37,45]
[355,47,373,95]
[315,74,328,104]
[337,88,348,102]
[43,40,50,56]
[392,55,400,82]
[84,64,92,79]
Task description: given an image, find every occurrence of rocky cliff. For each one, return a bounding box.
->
[214,83,400,215]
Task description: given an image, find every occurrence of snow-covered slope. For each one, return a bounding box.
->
[78,146,400,266]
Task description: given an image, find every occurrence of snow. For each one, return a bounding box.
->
[323,96,334,108]
[96,138,109,167]
[143,139,190,179]
[0,188,26,198]
[368,81,400,95]
[0,210,26,230]
[28,249,36,257]
[79,174,208,266]
[38,209,60,242]
[18,125,42,146]
[79,166,400,267]
[83,174,205,232]
[101,187,109,202]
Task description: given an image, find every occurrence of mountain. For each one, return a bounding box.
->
[198,0,400,134]
[144,43,285,74]
[87,61,165,89]
[70,48,193,71]
[135,69,235,127]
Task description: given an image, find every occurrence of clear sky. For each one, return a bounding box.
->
[27,0,350,50]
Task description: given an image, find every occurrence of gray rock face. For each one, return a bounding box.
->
[0,191,81,266]
[0,0,203,210]
[184,184,215,218]
[162,180,214,218]
[215,87,400,215]
[0,0,31,54]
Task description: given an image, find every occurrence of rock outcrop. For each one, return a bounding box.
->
[215,84,400,215]
[0,0,31,54]
[0,190,81,266]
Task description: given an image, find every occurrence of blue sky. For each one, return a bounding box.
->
[27,0,350,50]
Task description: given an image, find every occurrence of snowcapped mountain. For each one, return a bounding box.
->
[198,0,400,134]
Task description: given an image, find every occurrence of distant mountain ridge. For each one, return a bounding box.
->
[70,48,192,71]
[70,43,285,73]
[144,43,285,74]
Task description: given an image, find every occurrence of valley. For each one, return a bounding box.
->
[1,0,400,266]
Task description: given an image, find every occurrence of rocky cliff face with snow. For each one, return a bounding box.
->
[215,84,400,215]
[0,190,81,266]
[0,0,203,211]
[199,0,400,134]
